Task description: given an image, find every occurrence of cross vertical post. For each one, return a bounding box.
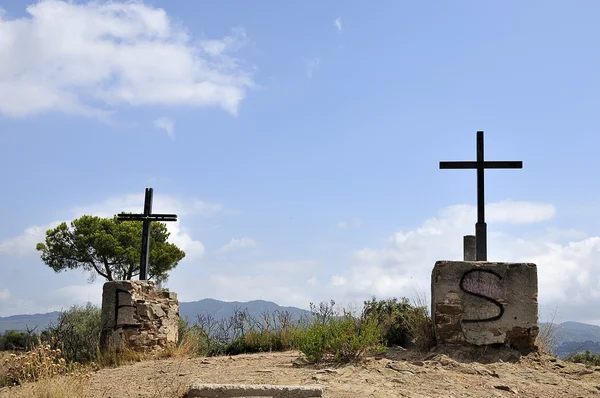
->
[139,188,153,281]
[439,131,523,261]
[475,131,487,261]
[117,188,178,281]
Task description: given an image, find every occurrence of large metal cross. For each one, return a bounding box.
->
[439,131,523,261]
[117,188,177,280]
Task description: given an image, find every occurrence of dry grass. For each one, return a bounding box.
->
[0,340,194,398]
[154,333,198,360]
[3,375,91,398]
[0,342,95,397]
[536,306,560,355]
[0,344,71,386]
[409,291,437,350]
[95,346,145,368]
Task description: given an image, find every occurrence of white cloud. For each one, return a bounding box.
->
[336,218,362,229]
[0,284,105,317]
[217,237,257,253]
[328,200,600,324]
[207,273,315,309]
[333,17,343,31]
[50,283,104,307]
[154,117,175,139]
[304,58,321,79]
[0,1,254,118]
[1,192,217,260]
[0,221,62,257]
[164,222,205,261]
[169,259,320,309]
[330,275,347,286]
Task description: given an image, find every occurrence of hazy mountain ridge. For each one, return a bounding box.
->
[546,321,600,358]
[0,311,61,333]
[178,299,311,324]
[0,299,310,334]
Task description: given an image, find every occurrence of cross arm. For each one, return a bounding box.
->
[149,214,178,221]
[116,213,178,222]
[439,161,523,169]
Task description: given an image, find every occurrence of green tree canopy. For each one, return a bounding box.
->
[36,215,185,283]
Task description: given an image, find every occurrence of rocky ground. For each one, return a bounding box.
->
[2,347,600,397]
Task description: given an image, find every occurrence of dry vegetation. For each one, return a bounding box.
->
[2,297,597,397]
[5,347,600,398]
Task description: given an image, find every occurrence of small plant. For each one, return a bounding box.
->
[565,350,600,366]
[362,296,435,350]
[292,301,385,363]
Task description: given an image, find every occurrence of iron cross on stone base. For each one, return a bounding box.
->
[117,188,177,280]
[439,131,523,261]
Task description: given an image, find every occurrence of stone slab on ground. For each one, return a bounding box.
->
[187,383,323,398]
[431,260,538,352]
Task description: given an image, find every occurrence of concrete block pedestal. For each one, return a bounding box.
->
[431,261,538,353]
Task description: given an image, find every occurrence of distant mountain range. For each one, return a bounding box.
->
[548,321,600,358]
[179,298,311,324]
[0,299,311,334]
[1,301,599,358]
[0,311,62,334]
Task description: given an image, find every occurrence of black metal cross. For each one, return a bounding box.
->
[117,188,177,280]
[439,131,523,261]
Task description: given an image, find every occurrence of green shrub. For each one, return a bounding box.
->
[362,296,435,349]
[565,350,600,366]
[226,331,280,355]
[42,303,101,364]
[292,301,385,363]
[0,330,36,351]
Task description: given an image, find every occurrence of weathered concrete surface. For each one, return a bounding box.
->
[187,383,323,398]
[463,235,476,261]
[431,261,538,353]
[100,280,179,353]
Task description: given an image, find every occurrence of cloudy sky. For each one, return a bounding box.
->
[1,1,600,325]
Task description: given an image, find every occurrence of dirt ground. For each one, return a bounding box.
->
[3,348,600,397]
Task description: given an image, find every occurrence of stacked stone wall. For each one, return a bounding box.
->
[100,280,179,352]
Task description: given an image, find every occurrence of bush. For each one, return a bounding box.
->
[362,296,435,349]
[42,303,101,364]
[225,328,296,356]
[565,350,600,366]
[0,330,36,351]
[292,301,385,363]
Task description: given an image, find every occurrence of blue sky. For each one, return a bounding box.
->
[1,1,599,324]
